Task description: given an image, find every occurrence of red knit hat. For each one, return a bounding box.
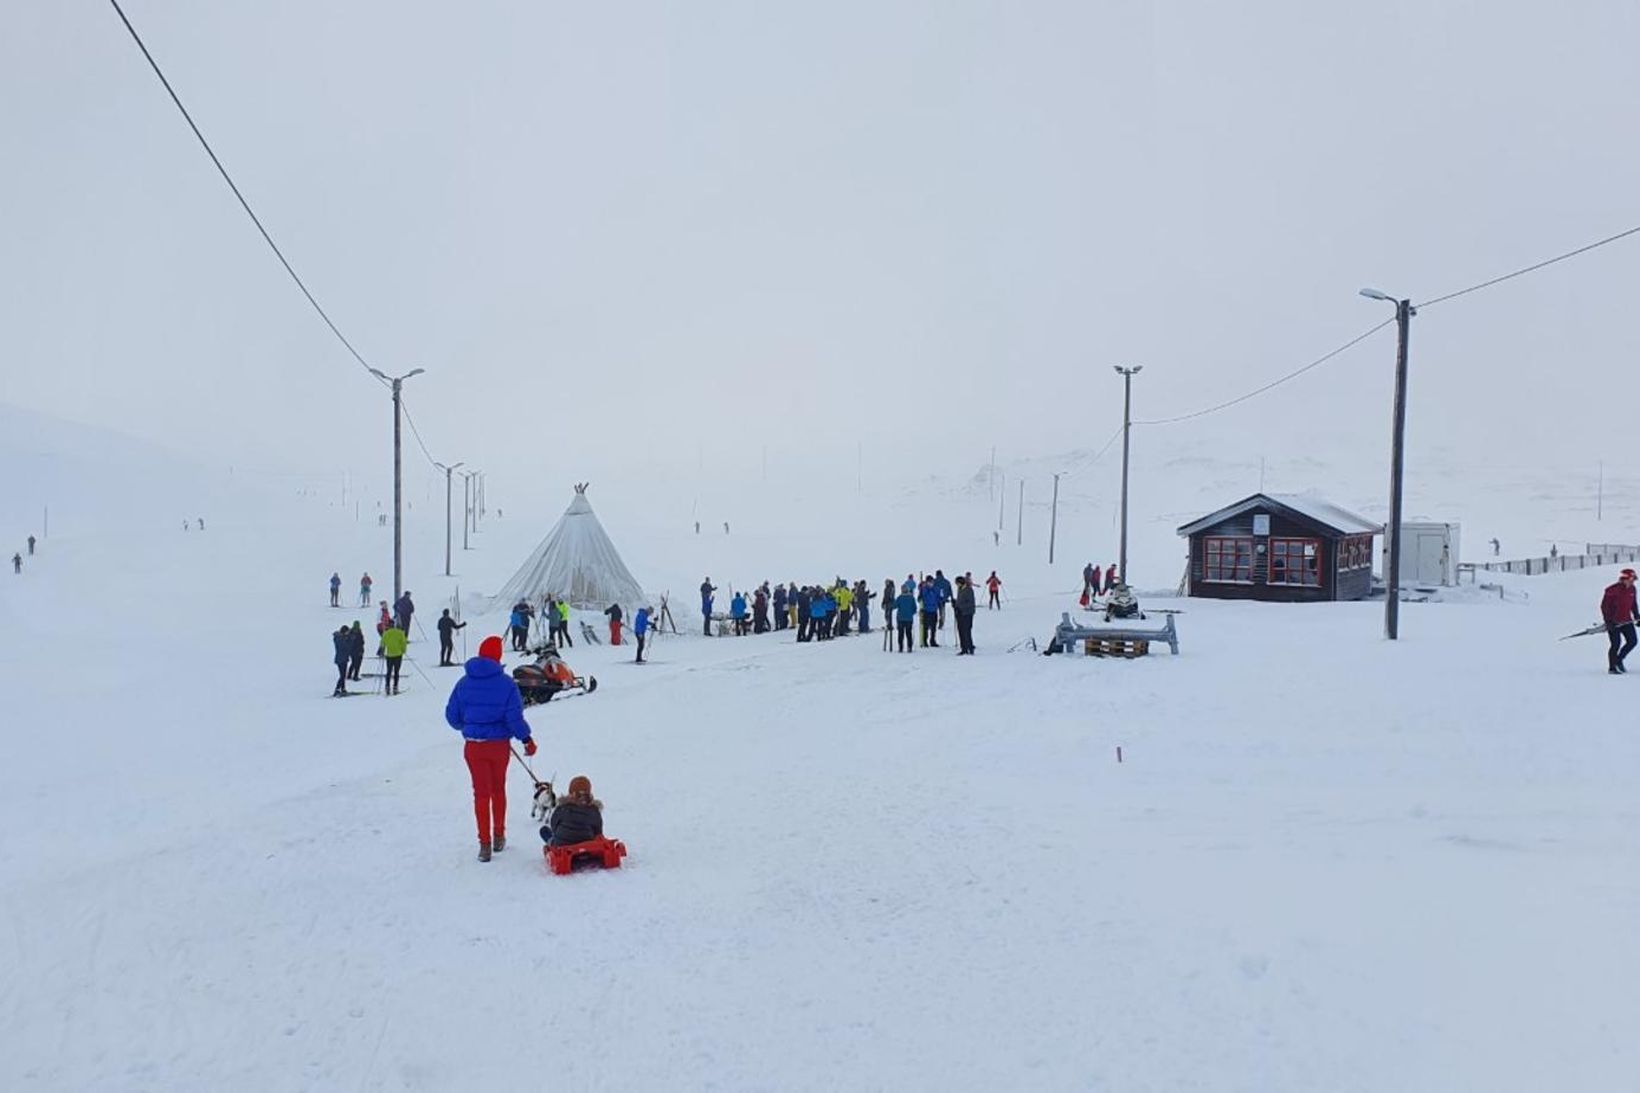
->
[568,775,593,799]
[479,636,504,662]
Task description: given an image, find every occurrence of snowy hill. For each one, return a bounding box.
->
[3,407,1639,1090]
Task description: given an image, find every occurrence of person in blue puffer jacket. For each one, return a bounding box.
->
[894,588,918,652]
[445,635,535,861]
[730,591,749,636]
[919,578,943,648]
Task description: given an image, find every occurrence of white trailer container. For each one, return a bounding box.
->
[1384,522,1460,587]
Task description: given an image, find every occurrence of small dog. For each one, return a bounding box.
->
[530,780,557,825]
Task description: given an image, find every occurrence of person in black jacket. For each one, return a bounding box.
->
[542,775,604,846]
[331,627,351,695]
[347,621,366,681]
[795,585,813,642]
[953,576,977,655]
[437,609,467,667]
[772,583,788,630]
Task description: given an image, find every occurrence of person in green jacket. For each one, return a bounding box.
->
[555,598,573,647]
[381,624,408,695]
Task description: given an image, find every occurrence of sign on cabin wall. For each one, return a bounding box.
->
[1252,514,1271,536]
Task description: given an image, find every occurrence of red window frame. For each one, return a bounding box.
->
[1203,536,1254,582]
[1340,535,1372,571]
[1268,538,1322,586]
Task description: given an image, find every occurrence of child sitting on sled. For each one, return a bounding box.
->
[537,774,603,846]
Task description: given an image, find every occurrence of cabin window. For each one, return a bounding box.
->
[1203,536,1254,582]
[1340,535,1372,570]
[1268,538,1322,586]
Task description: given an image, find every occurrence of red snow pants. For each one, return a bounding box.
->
[463,739,511,845]
[609,621,622,645]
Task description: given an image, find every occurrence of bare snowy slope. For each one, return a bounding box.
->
[2,409,1638,1091]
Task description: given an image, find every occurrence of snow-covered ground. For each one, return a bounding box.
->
[3,411,1639,1091]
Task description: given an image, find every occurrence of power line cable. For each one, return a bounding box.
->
[1134,319,1394,427]
[106,0,384,386]
[398,397,441,469]
[1417,222,1640,309]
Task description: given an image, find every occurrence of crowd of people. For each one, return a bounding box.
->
[1081,561,1122,602]
[697,569,1004,654]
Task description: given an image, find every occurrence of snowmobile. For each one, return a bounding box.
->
[512,646,597,706]
[1104,583,1144,622]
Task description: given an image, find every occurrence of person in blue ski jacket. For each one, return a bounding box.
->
[919,579,943,647]
[933,570,954,628]
[329,573,342,607]
[445,636,535,861]
[633,606,653,664]
[730,592,749,636]
[894,589,918,652]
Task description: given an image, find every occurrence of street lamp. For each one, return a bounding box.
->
[1359,288,1414,640]
[433,460,464,576]
[1114,365,1143,585]
[459,470,476,550]
[367,367,426,604]
[1049,472,1062,564]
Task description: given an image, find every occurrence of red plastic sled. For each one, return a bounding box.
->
[544,836,627,875]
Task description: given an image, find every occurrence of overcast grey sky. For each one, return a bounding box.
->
[4,1,1637,501]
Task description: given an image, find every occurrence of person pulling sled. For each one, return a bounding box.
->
[446,636,536,861]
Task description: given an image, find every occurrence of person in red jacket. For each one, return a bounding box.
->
[1601,568,1638,674]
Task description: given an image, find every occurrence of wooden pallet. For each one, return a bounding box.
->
[1084,637,1149,658]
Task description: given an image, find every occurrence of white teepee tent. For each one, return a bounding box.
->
[490,484,646,611]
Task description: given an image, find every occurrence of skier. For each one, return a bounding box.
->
[834,582,854,636]
[394,591,415,637]
[329,572,342,607]
[753,585,770,634]
[894,584,918,652]
[953,576,977,655]
[795,585,812,642]
[197,518,205,531]
[438,608,467,667]
[359,573,373,606]
[810,587,831,640]
[700,578,717,637]
[1602,568,1638,674]
[933,570,954,629]
[26,535,35,556]
[730,591,748,636]
[633,605,653,663]
[10,553,19,575]
[772,583,788,631]
[331,626,351,696]
[855,579,874,634]
[375,601,393,655]
[1491,538,1501,557]
[920,577,942,647]
[604,602,624,645]
[541,775,602,848]
[347,621,366,681]
[381,621,408,695]
[445,635,536,861]
[509,602,530,652]
[986,571,1003,609]
[556,597,573,647]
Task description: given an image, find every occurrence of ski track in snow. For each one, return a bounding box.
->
[4,466,1640,1090]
